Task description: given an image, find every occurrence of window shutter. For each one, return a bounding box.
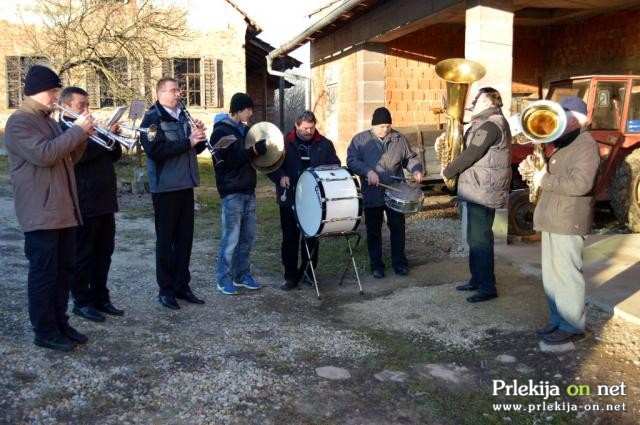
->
[161,58,172,78]
[6,56,20,108]
[203,58,222,108]
[85,67,101,109]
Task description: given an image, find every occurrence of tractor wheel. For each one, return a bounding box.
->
[508,189,535,236]
[610,149,640,232]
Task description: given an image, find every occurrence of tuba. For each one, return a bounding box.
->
[516,100,567,204]
[435,58,486,191]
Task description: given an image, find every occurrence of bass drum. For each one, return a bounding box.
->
[294,166,362,237]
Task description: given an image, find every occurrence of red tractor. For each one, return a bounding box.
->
[508,75,640,235]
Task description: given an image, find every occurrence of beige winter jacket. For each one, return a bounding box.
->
[5,97,87,232]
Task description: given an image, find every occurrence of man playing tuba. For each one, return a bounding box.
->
[437,87,512,303]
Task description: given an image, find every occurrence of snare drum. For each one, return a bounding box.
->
[384,182,424,214]
[294,166,362,237]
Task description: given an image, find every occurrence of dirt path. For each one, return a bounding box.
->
[0,190,639,425]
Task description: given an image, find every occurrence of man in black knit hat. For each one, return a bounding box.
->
[5,65,95,351]
[347,107,423,279]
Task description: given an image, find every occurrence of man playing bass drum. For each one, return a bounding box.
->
[267,110,340,291]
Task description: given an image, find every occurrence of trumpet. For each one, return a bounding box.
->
[54,103,136,151]
[120,123,157,142]
[178,99,221,163]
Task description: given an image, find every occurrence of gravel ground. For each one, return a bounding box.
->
[1,190,639,424]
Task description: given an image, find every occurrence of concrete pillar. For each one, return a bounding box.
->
[356,43,386,131]
[465,0,514,244]
[464,0,514,116]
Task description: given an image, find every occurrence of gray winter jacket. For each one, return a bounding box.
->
[533,130,599,235]
[456,108,512,209]
[347,129,422,208]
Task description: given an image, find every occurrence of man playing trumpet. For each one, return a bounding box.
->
[518,96,599,344]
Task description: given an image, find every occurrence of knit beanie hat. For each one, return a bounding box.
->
[230,93,254,114]
[371,107,392,126]
[560,96,588,128]
[23,65,62,96]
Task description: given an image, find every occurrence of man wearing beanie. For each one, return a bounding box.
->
[5,65,95,351]
[440,87,511,303]
[347,106,423,279]
[267,110,340,291]
[518,96,599,344]
[139,76,207,310]
[210,92,267,295]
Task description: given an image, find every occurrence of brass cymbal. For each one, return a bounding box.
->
[245,121,285,173]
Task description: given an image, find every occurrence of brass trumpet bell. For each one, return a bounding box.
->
[520,100,567,144]
[245,121,285,173]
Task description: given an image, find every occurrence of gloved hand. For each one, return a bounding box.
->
[254,139,267,155]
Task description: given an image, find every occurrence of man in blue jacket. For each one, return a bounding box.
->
[268,110,340,290]
[139,77,207,310]
[210,93,267,295]
[347,107,423,279]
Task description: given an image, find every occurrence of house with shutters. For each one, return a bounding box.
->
[0,0,299,129]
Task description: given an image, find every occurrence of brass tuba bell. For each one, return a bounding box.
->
[435,58,486,191]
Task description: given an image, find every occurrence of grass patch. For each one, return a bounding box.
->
[359,328,437,370]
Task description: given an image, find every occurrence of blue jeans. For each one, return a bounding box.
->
[216,193,256,286]
[466,202,497,295]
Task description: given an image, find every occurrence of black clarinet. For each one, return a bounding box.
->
[179,99,222,165]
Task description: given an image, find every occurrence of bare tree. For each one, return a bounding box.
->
[22,0,188,103]
[273,83,306,131]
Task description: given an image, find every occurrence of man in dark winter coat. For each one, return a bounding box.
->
[210,92,267,295]
[267,110,340,290]
[5,65,95,351]
[347,107,423,279]
[139,77,207,310]
[58,86,124,323]
[518,96,599,344]
[441,87,511,303]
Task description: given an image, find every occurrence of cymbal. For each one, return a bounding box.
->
[245,121,285,173]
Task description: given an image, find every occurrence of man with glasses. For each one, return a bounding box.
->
[139,77,207,310]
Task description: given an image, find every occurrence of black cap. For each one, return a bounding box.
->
[371,107,392,126]
[230,92,254,114]
[24,65,62,96]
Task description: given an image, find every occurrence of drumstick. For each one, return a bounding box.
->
[378,182,402,192]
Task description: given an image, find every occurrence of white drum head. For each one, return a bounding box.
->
[295,171,322,236]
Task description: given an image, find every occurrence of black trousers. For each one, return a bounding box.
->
[152,188,194,297]
[466,202,497,295]
[24,227,76,339]
[71,214,115,307]
[280,206,318,282]
[364,206,407,272]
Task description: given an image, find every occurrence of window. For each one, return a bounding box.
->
[626,80,640,133]
[99,57,128,108]
[591,81,626,131]
[6,56,49,108]
[161,57,222,108]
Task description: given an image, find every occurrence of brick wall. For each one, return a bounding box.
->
[385,24,465,127]
[512,26,548,94]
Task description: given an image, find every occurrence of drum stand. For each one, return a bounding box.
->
[301,231,363,299]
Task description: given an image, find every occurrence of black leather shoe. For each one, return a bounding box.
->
[302,275,315,287]
[97,302,124,316]
[536,323,559,336]
[34,335,77,352]
[158,295,180,310]
[62,325,88,344]
[543,329,585,345]
[456,283,479,291]
[372,269,385,279]
[467,293,498,303]
[72,305,106,322]
[280,280,300,291]
[394,267,408,276]
[176,290,204,304]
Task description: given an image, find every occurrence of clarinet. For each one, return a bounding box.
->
[179,100,222,165]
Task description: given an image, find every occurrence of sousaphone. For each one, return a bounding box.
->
[245,121,285,173]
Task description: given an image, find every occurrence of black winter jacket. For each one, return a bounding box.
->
[60,117,121,218]
[139,101,206,193]
[210,114,256,198]
[267,128,340,207]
